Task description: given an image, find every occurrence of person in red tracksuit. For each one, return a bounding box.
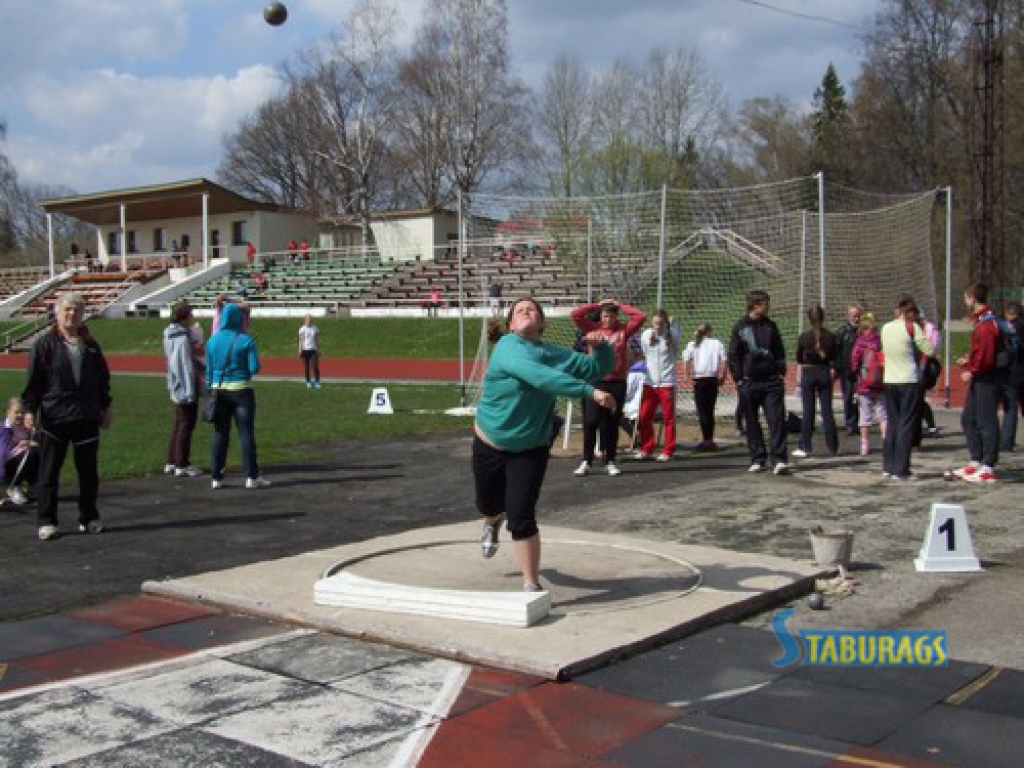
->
[954,283,1004,484]
[571,299,646,477]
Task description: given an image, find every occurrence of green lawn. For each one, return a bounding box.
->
[0,371,472,481]
[86,317,469,359]
[81,315,970,360]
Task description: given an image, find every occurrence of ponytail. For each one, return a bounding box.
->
[487,319,504,344]
[694,322,711,348]
[807,304,824,355]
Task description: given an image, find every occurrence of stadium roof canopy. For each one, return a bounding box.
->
[39,178,282,227]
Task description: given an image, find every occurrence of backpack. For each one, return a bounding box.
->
[859,348,885,391]
[905,319,941,390]
[980,311,1019,372]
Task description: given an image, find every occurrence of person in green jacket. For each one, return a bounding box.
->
[474,296,615,592]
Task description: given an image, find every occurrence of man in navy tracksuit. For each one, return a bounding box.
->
[728,289,789,475]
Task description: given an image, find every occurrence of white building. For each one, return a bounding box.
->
[40,178,320,274]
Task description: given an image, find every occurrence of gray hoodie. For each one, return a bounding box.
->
[163,322,197,405]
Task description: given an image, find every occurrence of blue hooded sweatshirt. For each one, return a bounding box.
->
[205,303,260,389]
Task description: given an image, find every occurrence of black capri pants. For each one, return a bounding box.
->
[472,436,550,541]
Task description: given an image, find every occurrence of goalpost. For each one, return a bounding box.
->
[456,174,944,422]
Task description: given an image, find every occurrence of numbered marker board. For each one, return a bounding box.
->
[367,387,393,415]
[914,503,981,572]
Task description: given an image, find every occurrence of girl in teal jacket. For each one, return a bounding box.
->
[474,297,615,592]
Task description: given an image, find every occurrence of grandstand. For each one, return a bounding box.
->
[351,246,588,312]
[18,267,166,319]
[0,267,52,301]
[183,254,396,313]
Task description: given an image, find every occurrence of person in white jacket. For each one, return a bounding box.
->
[684,323,728,450]
[163,301,202,477]
[636,309,681,460]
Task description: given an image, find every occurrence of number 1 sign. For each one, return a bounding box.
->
[914,503,982,572]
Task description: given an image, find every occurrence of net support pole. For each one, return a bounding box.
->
[587,215,593,303]
[944,186,953,408]
[46,213,55,278]
[457,189,466,407]
[657,183,667,308]
[120,203,128,271]
[798,210,807,336]
[816,171,826,307]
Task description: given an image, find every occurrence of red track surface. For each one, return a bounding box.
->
[0,353,967,405]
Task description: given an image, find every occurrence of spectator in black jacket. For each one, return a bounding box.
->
[1001,301,1023,451]
[22,293,112,541]
[728,289,789,474]
[833,302,863,435]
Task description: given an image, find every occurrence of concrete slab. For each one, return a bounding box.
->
[143,523,823,680]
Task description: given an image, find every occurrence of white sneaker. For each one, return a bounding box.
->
[655,453,671,462]
[748,463,765,473]
[163,463,175,475]
[38,524,58,541]
[574,461,590,477]
[633,451,651,461]
[78,520,104,534]
[211,479,223,490]
[7,486,28,505]
[246,477,272,489]
[791,449,808,458]
[174,465,202,478]
[606,461,621,476]
[773,463,790,475]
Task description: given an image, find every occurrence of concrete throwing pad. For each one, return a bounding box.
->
[144,524,823,679]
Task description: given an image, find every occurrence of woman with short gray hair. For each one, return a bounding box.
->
[21,293,112,540]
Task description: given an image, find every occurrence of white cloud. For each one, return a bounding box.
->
[0,0,189,84]
[9,65,281,192]
[2,0,881,193]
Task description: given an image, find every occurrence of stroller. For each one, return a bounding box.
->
[2,438,38,507]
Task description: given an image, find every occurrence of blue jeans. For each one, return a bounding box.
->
[799,366,838,455]
[1000,380,1019,451]
[211,388,259,480]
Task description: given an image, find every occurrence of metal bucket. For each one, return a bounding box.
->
[809,528,854,568]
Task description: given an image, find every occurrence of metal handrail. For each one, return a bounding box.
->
[3,316,51,352]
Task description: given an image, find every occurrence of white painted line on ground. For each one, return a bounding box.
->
[0,629,314,704]
[387,663,470,768]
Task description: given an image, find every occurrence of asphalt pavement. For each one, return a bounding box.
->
[1,406,1023,766]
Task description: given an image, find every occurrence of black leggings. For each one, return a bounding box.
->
[582,380,627,463]
[473,436,549,540]
[693,377,719,442]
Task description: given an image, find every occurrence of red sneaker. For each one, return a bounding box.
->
[965,470,997,484]
[952,465,979,480]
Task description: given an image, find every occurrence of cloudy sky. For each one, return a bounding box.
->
[1,0,879,196]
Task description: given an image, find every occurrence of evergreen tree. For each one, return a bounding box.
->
[810,64,853,184]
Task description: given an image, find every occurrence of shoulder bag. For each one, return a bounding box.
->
[201,332,239,423]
